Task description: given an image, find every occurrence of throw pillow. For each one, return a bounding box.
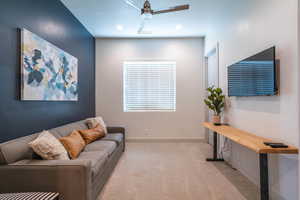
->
[86,116,108,135]
[29,131,70,160]
[79,124,105,144]
[59,130,86,159]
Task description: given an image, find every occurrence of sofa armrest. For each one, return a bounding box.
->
[107,127,126,152]
[0,160,92,200]
[107,126,125,134]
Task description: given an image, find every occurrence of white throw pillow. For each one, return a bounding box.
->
[86,116,108,135]
[29,131,70,160]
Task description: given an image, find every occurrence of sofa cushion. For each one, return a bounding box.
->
[59,131,86,159]
[76,151,107,178]
[49,120,88,137]
[79,125,106,144]
[29,131,70,160]
[0,130,62,165]
[84,141,116,157]
[86,117,108,135]
[102,134,123,145]
[0,133,40,165]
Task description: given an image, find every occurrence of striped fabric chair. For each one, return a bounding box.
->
[0,192,59,200]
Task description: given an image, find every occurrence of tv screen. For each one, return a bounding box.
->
[227,47,277,97]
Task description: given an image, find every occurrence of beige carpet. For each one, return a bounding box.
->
[98,142,259,200]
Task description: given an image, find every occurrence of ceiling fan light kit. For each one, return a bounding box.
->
[142,13,152,20]
[123,0,190,34]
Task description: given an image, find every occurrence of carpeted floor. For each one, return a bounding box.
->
[98,142,259,200]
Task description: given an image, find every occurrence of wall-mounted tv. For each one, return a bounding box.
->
[227,47,277,97]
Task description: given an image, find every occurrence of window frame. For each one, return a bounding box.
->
[123,61,177,113]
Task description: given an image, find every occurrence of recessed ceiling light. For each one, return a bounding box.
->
[176,24,183,30]
[116,25,124,31]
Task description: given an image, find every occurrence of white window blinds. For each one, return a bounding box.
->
[123,61,176,112]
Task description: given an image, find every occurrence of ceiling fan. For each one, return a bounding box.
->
[123,0,190,34]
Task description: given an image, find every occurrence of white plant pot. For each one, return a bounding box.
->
[212,115,221,124]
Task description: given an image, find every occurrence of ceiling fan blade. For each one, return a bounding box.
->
[124,0,140,11]
[152,4,190,15]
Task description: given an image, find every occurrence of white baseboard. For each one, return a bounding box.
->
[126,137,205,143]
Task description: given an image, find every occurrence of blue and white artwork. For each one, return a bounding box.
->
[21,29,78,101]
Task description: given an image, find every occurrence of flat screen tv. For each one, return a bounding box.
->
[227,47,277,97]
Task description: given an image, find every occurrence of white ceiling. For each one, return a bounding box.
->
[60,0,220,38]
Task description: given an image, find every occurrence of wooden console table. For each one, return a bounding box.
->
[202,122,298,200]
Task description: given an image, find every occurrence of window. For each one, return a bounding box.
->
[123,61,176,112]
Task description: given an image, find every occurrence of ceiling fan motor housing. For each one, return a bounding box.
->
[142,0,153,15]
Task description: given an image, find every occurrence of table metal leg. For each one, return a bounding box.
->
[206,131,224,162]
[260,153,269,200]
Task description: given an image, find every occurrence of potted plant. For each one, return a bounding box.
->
[204,86,225,124]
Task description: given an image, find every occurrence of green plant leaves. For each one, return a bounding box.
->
[204,86,225,115]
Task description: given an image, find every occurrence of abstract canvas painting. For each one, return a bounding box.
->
[21,29,78,101]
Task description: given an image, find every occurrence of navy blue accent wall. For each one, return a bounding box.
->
[0,0,95,142]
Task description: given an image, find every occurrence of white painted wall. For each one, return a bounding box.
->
[205,0,299,199]
[96,38,205,140]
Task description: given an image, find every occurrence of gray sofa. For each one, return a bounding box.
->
[0,120,125,200]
